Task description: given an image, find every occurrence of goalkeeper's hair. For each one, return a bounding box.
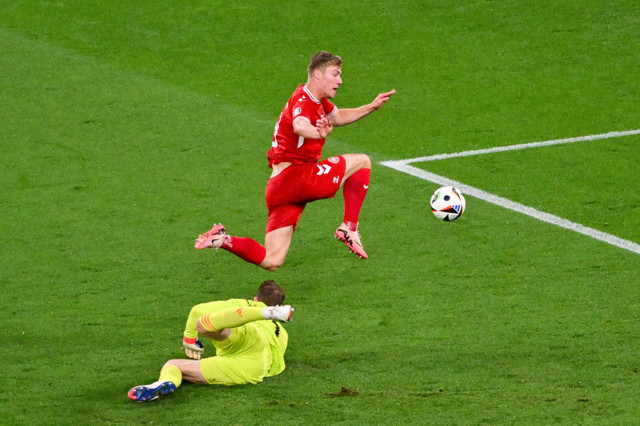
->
[308,51,342,77]
[257,280,285,306]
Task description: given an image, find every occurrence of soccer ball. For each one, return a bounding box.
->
[430,186,466,221]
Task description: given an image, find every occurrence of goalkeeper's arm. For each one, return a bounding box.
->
[181,301,231,359]
[182,301,228,341]
[197,305,293,339]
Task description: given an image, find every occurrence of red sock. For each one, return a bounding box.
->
[342,168,370,231]
[221,236,267,265]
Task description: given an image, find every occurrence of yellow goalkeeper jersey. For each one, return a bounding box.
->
[209,299,289,384]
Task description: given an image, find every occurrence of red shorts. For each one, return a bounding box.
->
[265,156,346,233]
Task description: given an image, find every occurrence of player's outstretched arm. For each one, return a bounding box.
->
[196,305,293,341]
[330,89,396,127]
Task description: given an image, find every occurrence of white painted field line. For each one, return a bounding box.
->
[380,130,640,255]
[397,129,640,164]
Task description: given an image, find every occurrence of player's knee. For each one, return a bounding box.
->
[359,154,371,169]
[164,359,180,368]
[347,153,370,171]
[262,261,282,271]
[260,255,284,271]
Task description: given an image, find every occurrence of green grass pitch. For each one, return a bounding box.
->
[2,1,640,424]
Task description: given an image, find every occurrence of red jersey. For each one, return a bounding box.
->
[267,84,337,168]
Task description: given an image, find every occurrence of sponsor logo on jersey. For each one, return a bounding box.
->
[293,107,302,117]
[328,156,340,164]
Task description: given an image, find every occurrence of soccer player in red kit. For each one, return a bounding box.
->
[195,51,395,270]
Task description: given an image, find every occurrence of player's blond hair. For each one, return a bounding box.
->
[308,51,342,77]
[257,280,286,306]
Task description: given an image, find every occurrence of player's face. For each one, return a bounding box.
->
[318,65,342,99]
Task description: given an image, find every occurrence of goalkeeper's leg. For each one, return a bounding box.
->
[162,359,208,384]
[128,362,202,402]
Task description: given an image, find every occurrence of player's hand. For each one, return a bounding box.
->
[370,89,396,110]
[183,338,204,360]
[316,117,333,138]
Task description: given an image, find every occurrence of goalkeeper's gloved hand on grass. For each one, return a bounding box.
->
[182,337,204,360]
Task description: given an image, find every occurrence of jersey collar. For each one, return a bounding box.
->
[303,85,322,104]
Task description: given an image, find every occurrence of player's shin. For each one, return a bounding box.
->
[342,168,370,231]
[221,236,267,265]
[159,364,183,387]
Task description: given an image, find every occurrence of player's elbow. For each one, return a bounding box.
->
[292,117,312,136]
[189,304,206,318]
[196,320,207,334]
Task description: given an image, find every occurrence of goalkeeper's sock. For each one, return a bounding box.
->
[220,236,267,265]
[199,306,265,332]
[342,168,370,231]
[159,364,183,388]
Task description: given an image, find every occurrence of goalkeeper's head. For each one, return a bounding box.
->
[256,280,285,306]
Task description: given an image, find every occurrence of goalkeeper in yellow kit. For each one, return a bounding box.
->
[128,280,294,402]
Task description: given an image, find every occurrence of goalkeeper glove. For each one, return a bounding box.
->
[183,337,204,360]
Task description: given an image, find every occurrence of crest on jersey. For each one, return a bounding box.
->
[293,107,302,117]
